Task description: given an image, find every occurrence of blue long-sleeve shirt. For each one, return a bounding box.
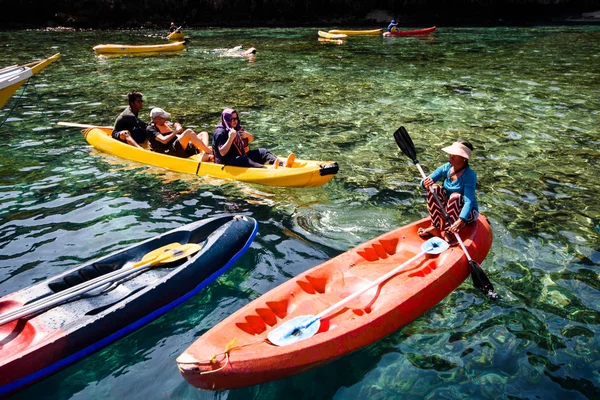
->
[421,163,478,220]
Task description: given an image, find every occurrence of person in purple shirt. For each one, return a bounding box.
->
[418,139,479,245]
[212,108,295,168]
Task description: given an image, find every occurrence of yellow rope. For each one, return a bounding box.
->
[178,337,267,375]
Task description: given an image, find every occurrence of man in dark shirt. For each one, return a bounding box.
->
[112,91,147,149]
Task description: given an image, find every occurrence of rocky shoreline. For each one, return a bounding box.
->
[2,7,599,30]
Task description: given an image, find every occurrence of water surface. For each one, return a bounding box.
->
[0,26,599,399]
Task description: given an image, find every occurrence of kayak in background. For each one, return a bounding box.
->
[93,41,186,54]
[177,214,492,390]
[317,30,347,40]
[84,127,338,188]
[383,26,437,37]
[328,28,382,36]
[0,53,60,109]
[0,215,258,396]
[167,31,185,41]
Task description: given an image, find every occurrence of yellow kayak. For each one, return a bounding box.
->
[84,128,339,188]
[167,31,184,41]
[0,53,60,108]
[92,41,185,54]
[317,30,347,40]
[328,29,382,36]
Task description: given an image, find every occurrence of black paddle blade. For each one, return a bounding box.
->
[469,260,499,301]
[393,126,418,163]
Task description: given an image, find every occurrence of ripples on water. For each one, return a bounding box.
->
[0,26,599,399]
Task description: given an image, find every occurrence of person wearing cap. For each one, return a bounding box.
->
[146,107,212,161]
[387,18,399,33]
[418,139,479,245]
[112,90,147,149]
[213,108,294,169]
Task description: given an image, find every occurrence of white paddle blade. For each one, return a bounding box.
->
[268,315,320,346]
[421,236,449,255]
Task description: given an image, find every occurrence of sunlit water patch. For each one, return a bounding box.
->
[0,26,599,399]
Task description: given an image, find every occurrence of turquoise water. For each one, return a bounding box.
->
[1,26,599,399]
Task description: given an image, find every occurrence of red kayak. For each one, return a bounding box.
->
[383,26,437,37]
[177,214,492,390]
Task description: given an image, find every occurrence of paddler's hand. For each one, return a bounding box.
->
[118,130,131,140]
[449,218,465,233]
[228,128,237,140]
[174,122,183,133]
[423,177,434,189]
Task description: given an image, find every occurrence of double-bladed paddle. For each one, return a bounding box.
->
[0,242,203,326]
[267,237,449,346]
[393,126,498,300]
[57,122,113,129]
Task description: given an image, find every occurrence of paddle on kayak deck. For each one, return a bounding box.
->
[267,237,449,346]
[0,243,202,326]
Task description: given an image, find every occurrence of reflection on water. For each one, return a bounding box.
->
[0,26,599,399]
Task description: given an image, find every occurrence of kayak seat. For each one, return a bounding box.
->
[378,238,398,255]
[296,280,316,295]
[47,262,122,293]
[245,315,267,334]
[303,275,327,294]
[84,286,146,316]
[357,247,378,262]
[236,314,269,335]
[265,299,288,319]
[408,262,437,278]
[255,308,278,326]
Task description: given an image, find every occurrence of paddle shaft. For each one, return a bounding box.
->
[314,250,426,320]
[0,263,140,322]
[0,263,155,326]
[57,122,112,129]
[413,162,475,263]
[0,243,202,326]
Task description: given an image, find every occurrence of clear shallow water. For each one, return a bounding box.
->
[0,26,599,399]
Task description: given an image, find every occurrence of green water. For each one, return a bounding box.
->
[1,26,599,399]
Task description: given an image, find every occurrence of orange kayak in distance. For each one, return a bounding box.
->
[177,214,493,390]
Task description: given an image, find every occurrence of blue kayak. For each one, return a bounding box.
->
[0,215,257,396]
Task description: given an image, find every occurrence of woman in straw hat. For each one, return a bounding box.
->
[417,139,479,245]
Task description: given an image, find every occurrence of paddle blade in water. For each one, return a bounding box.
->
[469,260,499,301]
[420,236,449,254]
[268,315,320,346]
[393,126,418,163]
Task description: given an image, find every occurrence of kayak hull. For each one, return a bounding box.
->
[93,41,185,54]
[383,26,437,37]
[0,53,60,108]
[84,127,338,188]
[177,214,492,390]
[328,29,382,36]
[167,31,184,41]
[317,30,347,40]
[0,215,257,396]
